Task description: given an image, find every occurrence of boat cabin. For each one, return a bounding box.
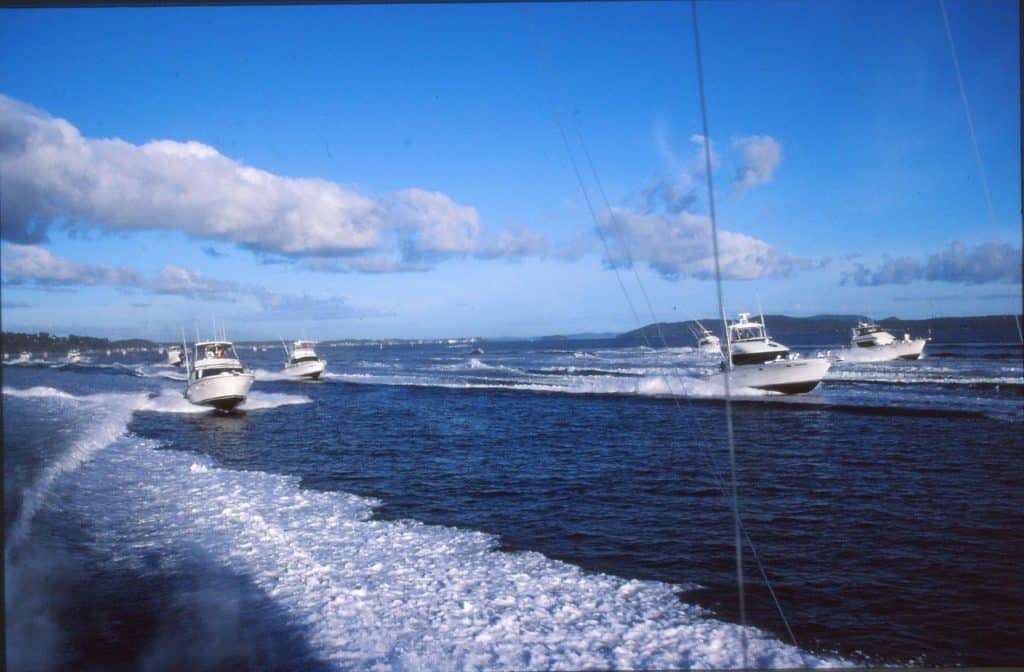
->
[853,322,883,337]
[288,340,320,365]
[190,341,244,380]
[727,313,768,342]
[851,321,896,347]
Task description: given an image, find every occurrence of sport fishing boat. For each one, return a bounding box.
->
[688,320,722,355]
[166,345,184,367]
[282,340,326,380]
[706,313,830,394]
[65,349,82,364]
[15,351,31,363]
[184,340,255,411]
[846,321,928,360]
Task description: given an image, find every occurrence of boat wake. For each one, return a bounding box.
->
[2,385,312,556]
[324,370,774,399]
[43,416,845,669]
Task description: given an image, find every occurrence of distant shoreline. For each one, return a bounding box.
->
[2,314,1020,354]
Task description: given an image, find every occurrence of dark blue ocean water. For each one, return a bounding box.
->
[3,335,1022,670]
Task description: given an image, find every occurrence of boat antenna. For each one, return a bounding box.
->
[938,0,997,228]
[691,0,747,665]
[757,293,767,341]
[181,327,191,378]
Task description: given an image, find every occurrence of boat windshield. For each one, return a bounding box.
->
[730,325,765,341]
[201,344,238,360]
[290,355,320,364]
[197,366,243,379]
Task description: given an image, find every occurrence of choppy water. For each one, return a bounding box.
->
[3,335,1022,670]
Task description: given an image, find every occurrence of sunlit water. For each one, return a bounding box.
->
[3,334,1022,669]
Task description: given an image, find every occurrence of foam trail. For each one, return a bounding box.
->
[3,389,146,556]
[3,385,312,553]
[75,443,848,670]
[2,385,78,400]
[252,368,299,382]
[326,372,772,399]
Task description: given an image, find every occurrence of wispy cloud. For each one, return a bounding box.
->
[598,207,815,280]
[643,134,719,214]
[599,130,807,281]
[1,244,384,320]
[0,243,146,288]
[1,243,236,299]
[201,246,225,258]
[151,265,238,298]
[1,300,32,309]
[554,234,597,262]
[0,94,545,272]
[924,241,1021,284]
[473,227,547,260]
[842,241,1022,286]
[732,135,782,194]
[251,290,393,321]
[842,255,921,286]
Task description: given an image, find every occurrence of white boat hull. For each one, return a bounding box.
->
[284,359,326,379]
[698,343,722,356]
[186,372,255,411]
[839,338,928,363]
[708,358,831,394]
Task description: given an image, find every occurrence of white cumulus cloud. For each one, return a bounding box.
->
[0,94,545,272]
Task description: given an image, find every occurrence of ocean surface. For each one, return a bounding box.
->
[3,333,1022,670]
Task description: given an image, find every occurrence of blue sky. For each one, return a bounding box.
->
[1,0,1019,341]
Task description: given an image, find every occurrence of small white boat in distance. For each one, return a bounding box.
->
[706,312,830,394]
[185,340,255,411]
[689,320,722,355]
[282,340,326,380]
[846,321,928,361]
[15,351,31,363]
[166,345,185,367]
[66,349,82,364]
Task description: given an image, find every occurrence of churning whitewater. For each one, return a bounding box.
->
[4,335,1021,668]
[4,384,838,669]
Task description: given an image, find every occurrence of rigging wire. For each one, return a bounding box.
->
[689,2,747,665]
[937,0,998,229]
[522,5,795,657]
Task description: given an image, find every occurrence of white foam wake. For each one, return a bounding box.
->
[252,368,296,382]
[75,442,847,670]
[2,385,78,400]
[325,371,771,399]
[3,388,146,556]
[3,385,312,553]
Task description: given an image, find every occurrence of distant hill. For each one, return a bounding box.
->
[616,314,1022,346]
[1,331,157,354]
